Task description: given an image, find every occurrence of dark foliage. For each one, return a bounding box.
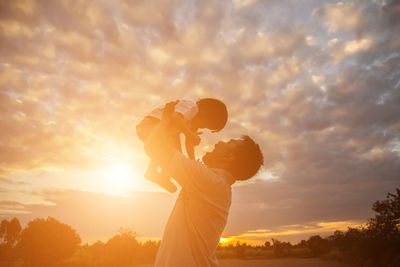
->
[324,188,400,266]
[0,218,21,247]
[218,188,400,266]
[0,217,159,267]
[16,217,81,267]
[0,218,21,263]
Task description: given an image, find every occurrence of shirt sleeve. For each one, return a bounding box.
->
[167,151,223,193]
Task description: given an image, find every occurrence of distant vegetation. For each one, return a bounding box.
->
[0,218,158,267]
[1,188,399,267]
[217,188,400,266]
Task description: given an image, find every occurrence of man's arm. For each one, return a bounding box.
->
[185,131,201,160]
[144,120,177,171]
[144,102,179,170]
[185,140,195,160]
[144,116,207,190]
[145,100,200,165]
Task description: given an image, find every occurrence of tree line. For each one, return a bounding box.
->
[217,188,400,266]
[0,217,158,267]
[1,188,399,267]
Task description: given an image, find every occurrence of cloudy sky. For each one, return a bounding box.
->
[1,0,399,245]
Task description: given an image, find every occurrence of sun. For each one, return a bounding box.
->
[219,237,233,245]
[108,162,130,182]
[106,162,135,195]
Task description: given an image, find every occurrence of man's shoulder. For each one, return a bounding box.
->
[172,152,234,181]
[170,152,204,171]
[210,168,235,186]
[169,152,235,190]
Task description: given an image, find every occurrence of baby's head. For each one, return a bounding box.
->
[194,98,228,132]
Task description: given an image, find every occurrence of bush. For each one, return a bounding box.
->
[16,217,81,267]
[289,247,312,258]
[322,248,346,262]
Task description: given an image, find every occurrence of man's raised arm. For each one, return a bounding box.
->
[144,101,179,169]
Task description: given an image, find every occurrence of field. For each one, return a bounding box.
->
[137,258,354,267]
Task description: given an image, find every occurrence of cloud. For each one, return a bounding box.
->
[315,2,363,33]
[0,177,29,185]
[221,220,362,245]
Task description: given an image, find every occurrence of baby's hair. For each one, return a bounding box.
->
[196,98,228,132]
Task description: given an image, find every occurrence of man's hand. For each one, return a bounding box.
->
[186,131,201,146]
[185,132,200,160]
[163,100,179,120]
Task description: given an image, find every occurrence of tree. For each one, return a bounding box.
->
[271,238,292,257]
[0,218,22,263]
[368,188,400,237]
[323,188,400,266]
[138,240,159,263]
[296,239,307,248]
[105,228,139,265]
[0,218,21,247]
[16,217,81,267]
[306,235,329,256]
[365,188,400,266]
[234,241,247,259]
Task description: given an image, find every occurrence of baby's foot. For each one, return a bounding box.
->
[157,178,177,194]
[145,167,159,183]
[145,169,177,193]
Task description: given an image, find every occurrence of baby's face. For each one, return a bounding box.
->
[200,118,215,130]
[192,117,208,130]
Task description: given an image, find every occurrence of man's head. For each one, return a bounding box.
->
[202,135,263,181]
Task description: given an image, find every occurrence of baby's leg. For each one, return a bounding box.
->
[144,161,158,181]
[145,161,177,193]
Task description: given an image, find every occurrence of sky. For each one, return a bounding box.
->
[0,0,399,245]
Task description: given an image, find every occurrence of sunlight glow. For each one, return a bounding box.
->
[105,162,136,196]
[219,237,234,245]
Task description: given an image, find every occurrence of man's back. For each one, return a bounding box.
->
[155,152,234,267]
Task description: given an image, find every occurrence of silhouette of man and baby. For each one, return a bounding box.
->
[137,98,263,267]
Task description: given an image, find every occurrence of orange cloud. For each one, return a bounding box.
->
[220,220,363,246]
[314,2,363,33]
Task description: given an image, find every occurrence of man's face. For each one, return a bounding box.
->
[202,139,241,168]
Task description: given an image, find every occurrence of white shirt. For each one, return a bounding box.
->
[155,152,235,267]
[148,100,199,122]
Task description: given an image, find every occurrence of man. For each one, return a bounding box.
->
[144,103,263,267]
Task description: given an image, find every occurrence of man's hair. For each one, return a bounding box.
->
[228,135,263,181]
[196,98,228,132]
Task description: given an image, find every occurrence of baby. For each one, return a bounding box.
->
[136,98,228,193]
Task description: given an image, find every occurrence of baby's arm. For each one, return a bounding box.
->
[185,141,195,160]
[185,134,200,160]
[170,115,200,160]
[172,117,200,159]
[172,115,199,143]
